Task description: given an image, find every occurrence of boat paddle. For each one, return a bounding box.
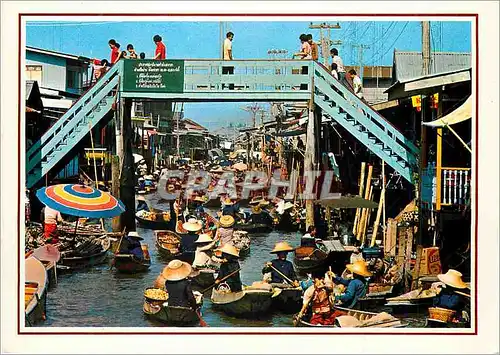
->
[267,264,297,298]
[195,309,208,327]
[109,227,126,270]
[200,267,242,293]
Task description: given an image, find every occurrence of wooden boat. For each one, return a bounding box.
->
[357,284,395,311]
[25,257,48,326]
[113,254,151,273]
[271,284,303,314]
[57,238,110,271]
[293,244,331,274]
[189,268,217,290]
[234,222,273,234]
[136,213,173,230]
[143,288,203,326]
[385,288,436,313]
[295,306,407,328]
[154,230,181,259]
[211,286,273,317]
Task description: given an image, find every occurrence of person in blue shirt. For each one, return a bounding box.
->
[332,260,371,309]
[433,269,469,313]
[121,231,144,260]
[180,218,202,264]
[136,195,149,212]
[262,241,298,285]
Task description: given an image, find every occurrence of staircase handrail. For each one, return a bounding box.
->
[26,75,120,173]
[313,62,419,156]
[26,61,123,158]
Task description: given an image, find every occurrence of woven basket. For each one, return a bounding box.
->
[428,307,456,322]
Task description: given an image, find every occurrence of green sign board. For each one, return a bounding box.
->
[123,59,184,93]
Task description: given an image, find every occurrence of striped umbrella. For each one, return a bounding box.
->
[36,184,125,218]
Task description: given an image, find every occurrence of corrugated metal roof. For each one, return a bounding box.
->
[393,51,471,82]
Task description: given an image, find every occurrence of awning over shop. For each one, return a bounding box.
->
[422,96,472,127]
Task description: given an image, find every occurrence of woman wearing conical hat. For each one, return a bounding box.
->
[215,244,242,292]
[331,260,372,309]
[248,205,273,226]
[162,260,197,309]
[192,233,217,269]
[262,241,298,286]
[215,215,235,248]
[180,218,203,264]
[433,269,469,313]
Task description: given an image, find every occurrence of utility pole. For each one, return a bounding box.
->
[309,22,341,65]
[241,103,263,128]
[422,21,431,75]
[353,44,370,82]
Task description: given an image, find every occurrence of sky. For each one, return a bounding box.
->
[26,20,472,129]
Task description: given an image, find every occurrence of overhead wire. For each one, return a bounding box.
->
[367,21,410,65]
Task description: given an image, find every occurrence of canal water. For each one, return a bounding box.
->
[41,193,425,328]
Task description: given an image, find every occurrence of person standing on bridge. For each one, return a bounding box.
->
[330,48,346,84]
[307,34,319,61]
[222,31,234,90]
[153,35,166,60]
[109,39,120,64]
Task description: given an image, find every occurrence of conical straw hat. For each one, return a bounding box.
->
[195,233,213,243]
[127,231,144,240]
[437,269,468,289]
[252,206,262,214]
[218,243,240,257]
[182,218,202,232]
[271,241,295,254]
[219,215,235,228]
[346,260,372,277]
[161,259,192,281]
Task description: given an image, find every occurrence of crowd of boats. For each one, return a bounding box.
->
[24,156,471,329]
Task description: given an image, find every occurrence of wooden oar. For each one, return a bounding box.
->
[195,309,208,327]
[200,267,241,293]
[268,264,295,285]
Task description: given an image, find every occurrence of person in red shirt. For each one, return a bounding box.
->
[153,35,166,60]
[109,39,120,64]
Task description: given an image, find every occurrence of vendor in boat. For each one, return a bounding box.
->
[136,195,149,213]
[262,241,299,286]
[215,215,235,247]
[221,198,241,220]
[215,244,242,292]
[137,177,146,190]
[181,218,203,264]
[298,271,336,325]
[331,260,372,309]
[43,206,64,244]
[122,231,144,260]
[433,269,469,313]
[300,226,317,247]
[192,233,217,269]
[247,206,273,225]
[162,260,197,309]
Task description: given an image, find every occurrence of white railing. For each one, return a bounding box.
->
[440,167,471,206]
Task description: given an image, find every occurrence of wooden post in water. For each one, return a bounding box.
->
[304,98,316,230]
[111,155,121,232]
[120,98,136,232]
[361,185,374,245]
[353,162,366,235]
[357,165,373,242]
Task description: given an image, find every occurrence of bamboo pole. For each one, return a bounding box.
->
[370,190,385,247]
[357,165,373,241]
[353,162,366,235]
[361,185,373,245]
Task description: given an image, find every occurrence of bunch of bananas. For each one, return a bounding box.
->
[144,288,168,300]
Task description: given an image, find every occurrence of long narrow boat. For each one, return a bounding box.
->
[143,288,203,326]
[211,287,273,317]
[293,245,331,274]
[154,230,181,259]
[234,222,273,234]
[136,213,173,230]
[295,307,407,328]
[25,257,48,326]
[113,254,151,273]
[271,284,303,314]
[57,238,110,271]
[385,288,436,314]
